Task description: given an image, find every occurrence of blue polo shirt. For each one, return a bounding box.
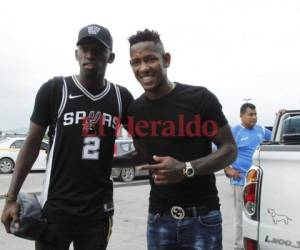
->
[231,124,272,186]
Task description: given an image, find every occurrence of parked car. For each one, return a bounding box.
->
[0,136,148,181]
[111,138,148,182]
[0,137,48,173]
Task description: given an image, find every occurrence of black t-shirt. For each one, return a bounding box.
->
[127,83,227,212]
[31,75,133,223]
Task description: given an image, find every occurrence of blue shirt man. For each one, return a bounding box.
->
[230,123,271,185]
[225,103,271,250]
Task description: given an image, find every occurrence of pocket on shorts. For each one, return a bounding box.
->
[198,210,222,227]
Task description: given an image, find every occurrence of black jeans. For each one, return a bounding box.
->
[35,217,112,250]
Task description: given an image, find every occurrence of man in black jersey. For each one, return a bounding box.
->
[1,24,133,250]
[126,29,237,250]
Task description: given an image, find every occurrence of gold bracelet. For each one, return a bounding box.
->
[4,193,17,202]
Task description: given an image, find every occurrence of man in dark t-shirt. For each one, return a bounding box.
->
[126,29,237,250]
[1,24,133,250]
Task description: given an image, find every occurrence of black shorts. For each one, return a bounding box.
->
[35,217,113,250]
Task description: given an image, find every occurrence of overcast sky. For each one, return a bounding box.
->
[1,0,300,131]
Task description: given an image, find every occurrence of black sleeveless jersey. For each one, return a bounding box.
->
[31,75,133,223]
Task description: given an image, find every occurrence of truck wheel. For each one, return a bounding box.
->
[0,158,15,174]
[119,167,135,182]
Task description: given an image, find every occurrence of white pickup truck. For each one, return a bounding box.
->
[242,110,300,250]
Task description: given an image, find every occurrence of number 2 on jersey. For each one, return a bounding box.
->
[82,137,100,160]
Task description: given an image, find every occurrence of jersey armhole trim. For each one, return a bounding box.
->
[57,78,68,119]
[113,83,122,117]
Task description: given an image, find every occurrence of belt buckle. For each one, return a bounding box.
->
[171,206,185,219]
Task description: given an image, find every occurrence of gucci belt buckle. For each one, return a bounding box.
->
[171,206,185,219]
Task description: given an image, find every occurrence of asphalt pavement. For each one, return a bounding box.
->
[0,172,234,250]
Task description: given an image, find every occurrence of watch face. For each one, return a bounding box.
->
[186,167,194,177]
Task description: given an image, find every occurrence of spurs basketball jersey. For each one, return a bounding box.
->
[35,75,133,223]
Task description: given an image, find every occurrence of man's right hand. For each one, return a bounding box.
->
[1,122,47,234]
[224,167,241,180]
[1,201,20,233]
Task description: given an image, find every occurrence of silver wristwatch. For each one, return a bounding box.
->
[183,161,195,178]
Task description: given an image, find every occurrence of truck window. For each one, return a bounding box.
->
[282,115,300,143]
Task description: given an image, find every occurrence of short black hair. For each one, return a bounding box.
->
[128,29,163,47]
[240,103,256,114]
